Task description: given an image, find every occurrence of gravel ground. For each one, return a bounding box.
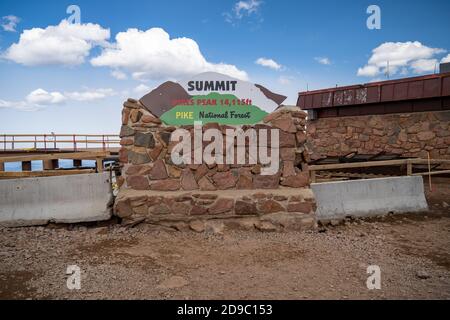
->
[0,179,449,300]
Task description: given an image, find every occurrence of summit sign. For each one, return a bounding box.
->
[139,72,287,125]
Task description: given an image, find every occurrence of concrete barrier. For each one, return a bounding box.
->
[0,173,113,227]
[312,176,429,221]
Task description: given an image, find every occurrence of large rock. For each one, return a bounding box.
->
[114,198,133,218]
[194,164,209,181]
[125,164,151,176]
[279,131,296,147]
[253,173,280,189]
[296,131,307,144]
[134,132,155,148]
[119,148,128,163]
[120,125,135,137]
[130,110,143,123]
[128,150,151,165]
[148,159,168,180]
[181,168,199,190]
[287,202,313,213]
[417,131,436,141]
[257,199,285,214]
[149,204,171,215]
[236,170,253,189]
[126,176,149,190]
[262,212,315,231]
[122,108,130,125]
[141,114,161,124]
[171,202,191,215]
[150,179,181,191]
[280,148,295,161]
[235,201,257,215]
[271,114,297,133]
[282,161,296,177]
[208,198,234,215]
[281,172,309,188]
[212,171,237,189]
[198,176,217,191]
[189,220,205,233]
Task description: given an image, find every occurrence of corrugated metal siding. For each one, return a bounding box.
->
[298,73,450,113]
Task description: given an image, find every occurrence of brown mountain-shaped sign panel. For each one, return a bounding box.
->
[140,81,192,118]
[255,84,287,106]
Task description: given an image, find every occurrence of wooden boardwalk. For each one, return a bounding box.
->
[0,134,120,176]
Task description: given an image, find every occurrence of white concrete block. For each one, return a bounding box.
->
[0,173,112,227]
[312,176,429,221]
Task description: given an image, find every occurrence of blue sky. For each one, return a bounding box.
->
[0,0,449,133]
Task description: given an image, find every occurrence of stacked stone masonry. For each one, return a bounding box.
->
[114,98,316,232]
[306,111,450,160]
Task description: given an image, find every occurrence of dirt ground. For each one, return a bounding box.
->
[0,178,449,300]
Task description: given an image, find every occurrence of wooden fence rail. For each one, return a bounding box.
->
[1,134,120,151]
[309,158,450,183]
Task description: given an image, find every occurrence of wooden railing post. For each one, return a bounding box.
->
[96,158,103,173]
[310,170,316,183]
[407,160,413,176]
[73,134,77,151]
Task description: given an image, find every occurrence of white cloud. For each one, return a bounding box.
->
[357,41,446,77]
[133,84,151,95]
[65,88,116,101]
[224,0,263,24]
[90,27,248,81]
[26,89,66,105]
[255,57,282,70]
[442,54,450,63]
[0,99,36,111]
[314,57,331,65]
[111,70,128,80]
[234,0,262,18]
[1,15,20,32]
[1,87,115,111]
[410,58,438,74]
[3,20,110,66]
[357,65,380,77]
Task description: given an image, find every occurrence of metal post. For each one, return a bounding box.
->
[44,134,47,150]
[73,135,77,151]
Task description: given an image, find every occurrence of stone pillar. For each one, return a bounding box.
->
[22,161,32,171]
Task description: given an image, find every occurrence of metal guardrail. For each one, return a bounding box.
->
[1,134,120,151]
